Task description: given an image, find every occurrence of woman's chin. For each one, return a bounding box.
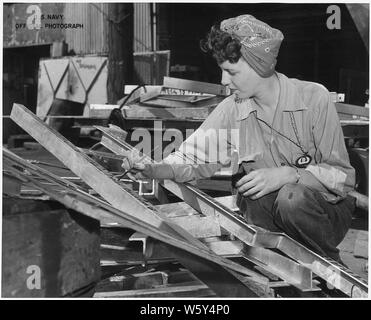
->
[235,93,250,100]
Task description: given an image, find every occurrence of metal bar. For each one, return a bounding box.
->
[163,77,229,96]
[204,239,317,291]
[80,148,129,161]
[242,246,318,292]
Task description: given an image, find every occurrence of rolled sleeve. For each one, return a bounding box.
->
[162,98,236,182]
[304,91,355,196]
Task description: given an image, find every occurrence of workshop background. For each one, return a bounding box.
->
[3,3,368,142]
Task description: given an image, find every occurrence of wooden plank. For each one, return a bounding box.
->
[155,202,221,238]
[168,215,221,238]
[93,283,214,298]
[163,77,229,96]
[206,240,244,256]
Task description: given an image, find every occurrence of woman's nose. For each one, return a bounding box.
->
[221,71,230,86]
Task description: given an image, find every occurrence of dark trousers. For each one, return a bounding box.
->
[236,183,355,262]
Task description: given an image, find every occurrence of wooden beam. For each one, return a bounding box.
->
[168,216,221,238]
[107,3,134,103]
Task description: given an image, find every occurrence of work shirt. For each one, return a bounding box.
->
[163,72,355,201]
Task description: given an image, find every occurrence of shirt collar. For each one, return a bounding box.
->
[236,72,307,121]
[277,72,307,112]
[235,97,256,121]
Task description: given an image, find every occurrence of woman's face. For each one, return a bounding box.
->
[219,58,261,100]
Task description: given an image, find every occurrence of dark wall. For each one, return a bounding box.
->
[159,3,368,106]
[3,45,51,143]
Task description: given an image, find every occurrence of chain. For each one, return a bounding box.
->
[288,112,307,155]
[256,114,306,154]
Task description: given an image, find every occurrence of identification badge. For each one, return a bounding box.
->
[295,154,312,168]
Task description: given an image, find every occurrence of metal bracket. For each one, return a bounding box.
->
[129,232,154,268]
[138,179,155,196]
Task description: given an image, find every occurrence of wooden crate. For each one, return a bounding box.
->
[2,198,101,297]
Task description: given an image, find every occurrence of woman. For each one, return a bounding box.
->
[124,15,355,263]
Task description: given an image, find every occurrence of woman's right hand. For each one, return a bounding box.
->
[121,150,147,181]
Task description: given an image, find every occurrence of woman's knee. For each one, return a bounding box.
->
[274,183,309,222]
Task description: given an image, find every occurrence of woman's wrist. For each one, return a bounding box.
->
[283,166,300,184]
[292,167,300,183]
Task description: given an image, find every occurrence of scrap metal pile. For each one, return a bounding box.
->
[2,102,368,298]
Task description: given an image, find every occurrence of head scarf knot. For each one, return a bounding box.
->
[220,14,284,78]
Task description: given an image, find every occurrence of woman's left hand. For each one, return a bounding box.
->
[235,167,297,199]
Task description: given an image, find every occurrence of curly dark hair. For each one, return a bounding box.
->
[200,24,242,65]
